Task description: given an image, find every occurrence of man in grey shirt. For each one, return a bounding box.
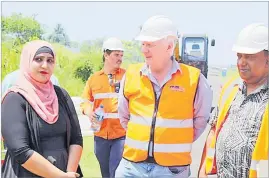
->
[115,15,213,178]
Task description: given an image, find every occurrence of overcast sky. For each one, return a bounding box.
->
[2,1,268,66]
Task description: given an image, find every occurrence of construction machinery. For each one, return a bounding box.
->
[174,34,215,78]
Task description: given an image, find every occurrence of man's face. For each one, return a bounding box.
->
[141,39,173,70]
[104,50,123,69]
[237,50,268,84]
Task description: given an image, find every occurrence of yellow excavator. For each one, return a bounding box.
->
[174,34,215,78]
[174,34,216,112]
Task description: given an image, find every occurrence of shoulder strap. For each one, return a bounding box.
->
[252,105,268,160]
[215,84,239,139]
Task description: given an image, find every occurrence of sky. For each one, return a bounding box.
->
[1,1,268,66]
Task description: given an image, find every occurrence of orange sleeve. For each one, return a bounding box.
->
[80,76,94,115]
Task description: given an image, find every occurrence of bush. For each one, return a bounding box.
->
[74,63,93,83]
[1,14,144,97]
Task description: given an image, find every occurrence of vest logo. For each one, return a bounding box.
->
[169,85,185,92]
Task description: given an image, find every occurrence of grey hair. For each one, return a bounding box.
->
[162,36,177,56]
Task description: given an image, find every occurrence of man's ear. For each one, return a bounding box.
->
[167,42,173,54]
[104,52,108,60]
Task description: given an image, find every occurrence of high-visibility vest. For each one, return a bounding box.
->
[123,63,200,166]
[218,76,240,109]
[205,78,268,177]
[81,68,126,139]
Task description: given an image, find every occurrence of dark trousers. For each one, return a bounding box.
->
[94,136,125,178]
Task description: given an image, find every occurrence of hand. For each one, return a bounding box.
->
[87,111,98,124]
[63,172,80,178]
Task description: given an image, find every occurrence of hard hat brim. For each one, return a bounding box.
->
[232,45,268,54]
[103,48,124,52]
[135,34,163,42]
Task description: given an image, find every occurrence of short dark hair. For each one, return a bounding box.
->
[103,49,113,62]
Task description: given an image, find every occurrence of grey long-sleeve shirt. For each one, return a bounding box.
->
[118,59,213,156]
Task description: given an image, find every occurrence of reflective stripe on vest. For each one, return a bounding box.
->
[206,148,215,159]
[250,160,259,170]
[257,160,268,178]
[218,77,241,109]
[125,137,192,153]
[125,114,193,153]
[104,113,119,119]
[250,160,269,177]
[93,92,119,99]
[129,114,193,128]
[93,93,119,119]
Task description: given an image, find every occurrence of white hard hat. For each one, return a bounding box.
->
[102,37,124,52]
[135,15,178,42]
[232,23,268,54]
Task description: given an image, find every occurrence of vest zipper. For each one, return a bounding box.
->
[148,83,164,159]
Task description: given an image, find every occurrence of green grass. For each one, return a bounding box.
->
[1,136,101,178]
[79,136,101,178]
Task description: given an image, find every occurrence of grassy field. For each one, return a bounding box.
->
[1,136,102,178]
[79,136,101,178]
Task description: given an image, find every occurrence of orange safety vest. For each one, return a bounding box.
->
[81,68,126,139]
[205,77,268,177]
[123,63,200,166]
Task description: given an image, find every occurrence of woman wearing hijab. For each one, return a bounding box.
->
[1,40,83,178]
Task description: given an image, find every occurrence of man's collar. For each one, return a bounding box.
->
[239,79,269,95]
[140,58,182,76]
[98,68,122,75]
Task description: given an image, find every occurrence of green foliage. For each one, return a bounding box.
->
[1,13,44,44]
[47,23,70,47]
[1,13,144,96]
[1,40,23,80]
[74,63,93,83]
[78,136,101,177]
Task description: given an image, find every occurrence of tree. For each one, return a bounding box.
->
[1,13,44,79]
[74,62,93,83]
[1,13,44,44]
[48,23,70,47]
